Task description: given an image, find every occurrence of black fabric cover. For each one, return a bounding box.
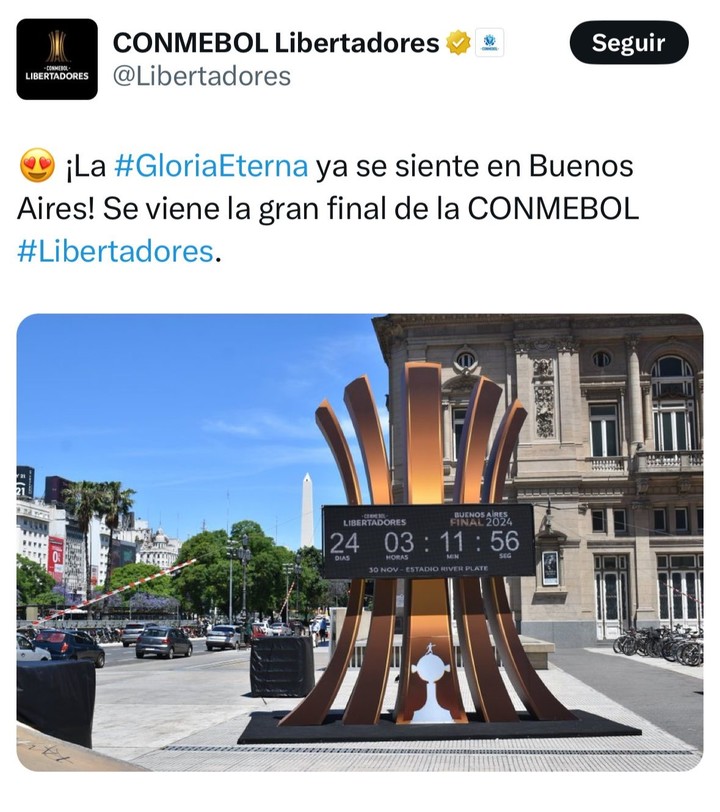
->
[17,660,96,748]
[250,636,315,698]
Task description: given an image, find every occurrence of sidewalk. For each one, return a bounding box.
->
[58,643,704,773]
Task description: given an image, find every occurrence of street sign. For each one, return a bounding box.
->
[322,504,536,580]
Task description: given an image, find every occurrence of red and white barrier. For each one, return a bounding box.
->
[33,558,198,625]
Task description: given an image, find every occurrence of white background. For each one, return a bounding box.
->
[4,0,715,801]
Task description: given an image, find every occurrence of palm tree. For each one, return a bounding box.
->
[100,481,136,592]
[62,481,104,612]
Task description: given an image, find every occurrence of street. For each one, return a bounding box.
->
[100,637,248,669]
[79,639,704,773]
[549,646,703,749]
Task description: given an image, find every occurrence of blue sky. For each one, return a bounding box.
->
[16,314,390,551]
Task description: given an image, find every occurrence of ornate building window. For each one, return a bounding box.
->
[452,407,467,460]
[453,346,478,375]
[590,404,618,456]
[657,554,703,625]
[592,350,612,368]
[651,356,697,451]
[675,507,689,534]
[442,368,479,462]
[653,508,667,534]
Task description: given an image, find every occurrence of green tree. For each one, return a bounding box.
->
[167,521,320,622]
[109,562,177,599]
[173,530,229,616]
[252,545,294,620]
[327,579,352,608]
[62,480,104,610]
[230,520,269,543]
[98,481,136,591]
[296,546,331,619]
[229,520,278,619]
[16,554,56,605]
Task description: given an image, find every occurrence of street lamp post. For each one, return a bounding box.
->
[239,534,252,623]
[294,553,302,617]
[282,562,293,624]
[227,541,235,623]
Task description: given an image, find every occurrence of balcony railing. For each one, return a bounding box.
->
[634,449,703,473]
[587,456,627,473]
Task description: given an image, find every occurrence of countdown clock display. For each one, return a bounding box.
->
[322,504,536,580]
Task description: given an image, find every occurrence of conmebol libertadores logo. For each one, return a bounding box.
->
[17,18,98,100]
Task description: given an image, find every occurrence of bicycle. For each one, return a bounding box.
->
[675,629,703,666]
[613,627,639,656]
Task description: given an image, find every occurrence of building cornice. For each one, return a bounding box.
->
[372,314,700,364]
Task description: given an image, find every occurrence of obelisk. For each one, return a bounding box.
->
[300,473,314,547]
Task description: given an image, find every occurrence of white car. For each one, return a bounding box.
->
[16,633,52,662]
[206,624,244,650]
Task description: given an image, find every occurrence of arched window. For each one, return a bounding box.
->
[651,356,697,451]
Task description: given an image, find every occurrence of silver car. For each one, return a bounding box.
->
[135,626,193,659]
[269,622,293,636]
[120,622,153,646]
[16,632,51,662]
[206,624,244,651]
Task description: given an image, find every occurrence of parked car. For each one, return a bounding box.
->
[206,624,244,651]
[120,622,154,646]
[16,632,52,662]
[250,622,268,640]
[269,622,293,636]
[32,629,106,668]
[135,626,193,659]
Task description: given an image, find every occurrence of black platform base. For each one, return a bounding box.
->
[237,710,642,744]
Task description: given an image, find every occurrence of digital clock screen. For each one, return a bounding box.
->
[322,504,536,580]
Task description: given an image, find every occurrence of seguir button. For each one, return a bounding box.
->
[570,21,688,64]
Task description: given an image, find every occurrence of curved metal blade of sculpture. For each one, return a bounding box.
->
[280,363,575,727]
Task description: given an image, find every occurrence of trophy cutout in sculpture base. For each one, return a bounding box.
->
[409,644,454,724]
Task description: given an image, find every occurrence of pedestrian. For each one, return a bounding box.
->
[319,617,327,645]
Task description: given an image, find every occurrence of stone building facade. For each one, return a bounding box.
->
[16,482,172,602]
[137,526,180,571]
[372,314,703,647]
